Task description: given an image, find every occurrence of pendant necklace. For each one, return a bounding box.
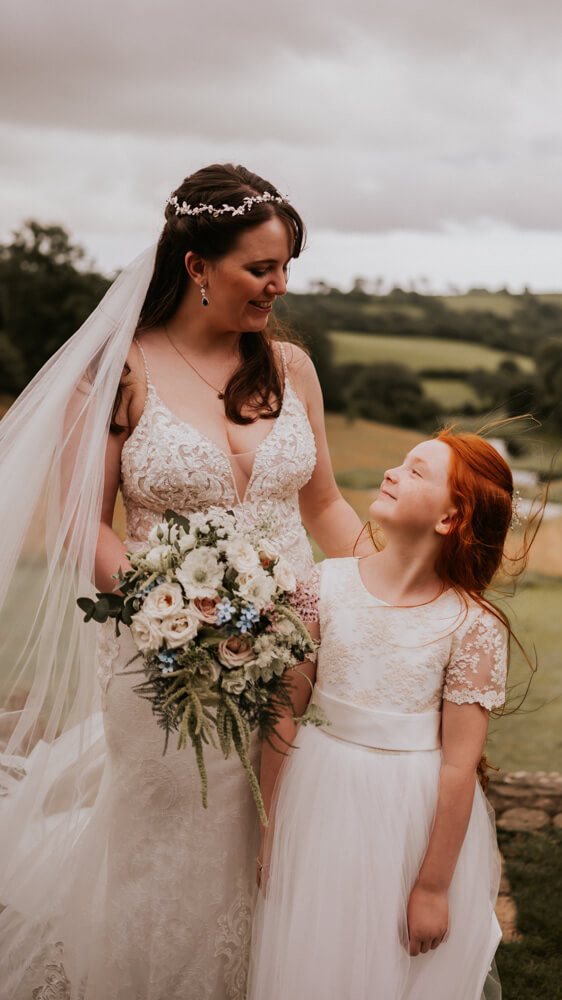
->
[165,329,226,400]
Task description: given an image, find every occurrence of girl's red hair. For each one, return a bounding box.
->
[435,430,514,597]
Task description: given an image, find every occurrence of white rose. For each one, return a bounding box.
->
[160,609,200,648]
[142,582,184,619]
[144,544,173,572]
[257,537,280,563]
[129,611,163,652]
[148,522,170,547]
[188,512,211,535]
[273,558,296,593]
[176,548,224,599]
[178,531,196,553]
[238,568,277,609]
[221,669,248,695]
[225,536,260,574]
[217,636,254,668]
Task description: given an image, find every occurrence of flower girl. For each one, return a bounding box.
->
[248,430,523,1000]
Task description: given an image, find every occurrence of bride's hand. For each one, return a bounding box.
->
[406,884,449,956]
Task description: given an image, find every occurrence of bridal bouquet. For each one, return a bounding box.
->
[78,508,318,822]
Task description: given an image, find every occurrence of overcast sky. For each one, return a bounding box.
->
[1,0,561,291]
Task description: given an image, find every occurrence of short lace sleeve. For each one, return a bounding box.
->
[287,563,322,623]
[443,604,507,711]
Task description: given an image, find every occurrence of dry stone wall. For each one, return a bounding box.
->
[487,770,562,831]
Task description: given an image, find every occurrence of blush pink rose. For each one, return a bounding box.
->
[192,597,219,624]
[217,636,254,668]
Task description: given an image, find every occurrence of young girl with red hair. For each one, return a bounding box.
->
[249,430,521,1000]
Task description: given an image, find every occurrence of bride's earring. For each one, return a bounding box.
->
[200,283,210,307]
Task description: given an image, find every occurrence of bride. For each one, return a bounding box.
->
[0,163,362,999]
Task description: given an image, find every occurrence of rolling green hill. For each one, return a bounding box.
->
[330,331,536,373]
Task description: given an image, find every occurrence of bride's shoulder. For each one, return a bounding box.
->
[275,341,319,401]
[113,335,151,434]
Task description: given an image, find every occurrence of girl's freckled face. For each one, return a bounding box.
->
[370,440,454,532]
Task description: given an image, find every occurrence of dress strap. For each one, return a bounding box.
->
[278,342,289,379]
[133,338,153,389]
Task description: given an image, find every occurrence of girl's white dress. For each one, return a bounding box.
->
[249,557,507,1000]
[2,345,316,1000]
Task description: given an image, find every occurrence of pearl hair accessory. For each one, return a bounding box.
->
[511,489,527,529]
[166,191,287,218]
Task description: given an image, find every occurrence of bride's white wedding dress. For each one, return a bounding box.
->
[2,344,316,1000]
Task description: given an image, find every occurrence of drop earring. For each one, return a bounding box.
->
[200,283,210,307]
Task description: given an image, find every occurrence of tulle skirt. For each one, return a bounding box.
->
[248,725,501,1000]
[1,626,260,1000]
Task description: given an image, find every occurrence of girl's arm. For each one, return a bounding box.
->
[286,346,367,557]
[257,621,320,881]
[406,700,490,956]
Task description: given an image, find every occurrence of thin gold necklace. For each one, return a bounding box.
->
[165,329,226,400]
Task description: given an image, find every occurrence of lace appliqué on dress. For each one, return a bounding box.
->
[443,611,507,711]
[120,375,316,582]
[96,621,121,709]
[214,876,254,1000]
[31,942,71,1000]
[315,559,507,714]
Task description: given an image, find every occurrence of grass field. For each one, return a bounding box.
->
[439,291,562,316]
[421,377,481,409]
[496,828,562,998]
[330,330,536,373]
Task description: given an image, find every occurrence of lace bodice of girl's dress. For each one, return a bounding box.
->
[312,558,507,714]
[120,342,317,580]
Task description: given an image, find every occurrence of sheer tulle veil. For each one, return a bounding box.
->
[0,246,156,966]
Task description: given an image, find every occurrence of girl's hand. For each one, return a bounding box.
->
[406,884,449,956]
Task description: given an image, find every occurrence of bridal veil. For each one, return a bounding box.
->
[0,246,156,983]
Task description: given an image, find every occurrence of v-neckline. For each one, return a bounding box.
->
[143,381,291,505]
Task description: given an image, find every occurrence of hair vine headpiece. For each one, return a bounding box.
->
[166,191,287,219]
[511,489,527,530]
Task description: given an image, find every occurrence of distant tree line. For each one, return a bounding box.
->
[1,221,561,436]
[0,221,110,394]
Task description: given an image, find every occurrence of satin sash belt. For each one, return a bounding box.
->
[313,686,441,752]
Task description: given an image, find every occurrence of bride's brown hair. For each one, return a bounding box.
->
[126,163,305,427]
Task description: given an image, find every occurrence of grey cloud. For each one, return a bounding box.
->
[1,0,561,235]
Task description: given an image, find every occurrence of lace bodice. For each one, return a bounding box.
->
[120,344,317,581]
[312,558,507,713]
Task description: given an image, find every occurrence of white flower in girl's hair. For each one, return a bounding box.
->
[142,582,184,619]
[176,547,224,599]
[130,611,163,652]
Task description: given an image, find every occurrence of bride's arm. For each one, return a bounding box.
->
[285,346,367,557]
[94,345,146,591]
[94,427,131,592]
